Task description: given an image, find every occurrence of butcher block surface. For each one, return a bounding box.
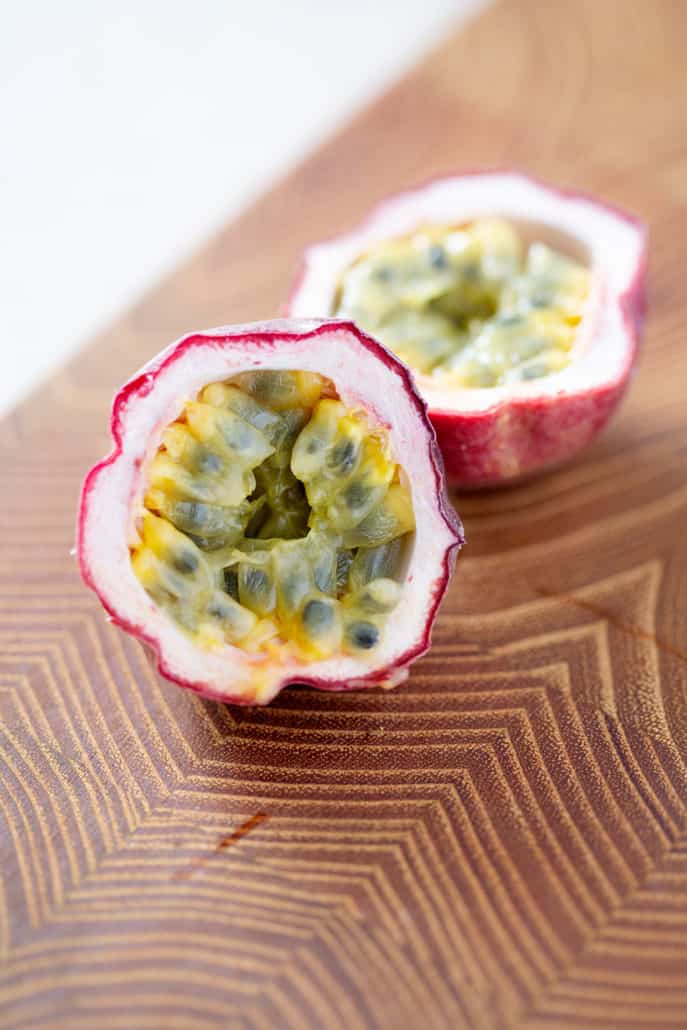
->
[1,1,686,1026]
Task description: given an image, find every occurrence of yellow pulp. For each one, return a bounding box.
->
[334,218,590,387]
[131,370,415,662]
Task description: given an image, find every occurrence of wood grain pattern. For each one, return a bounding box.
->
[2,0,687,1026]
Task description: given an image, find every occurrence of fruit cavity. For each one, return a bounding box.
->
[131,370,415,663]
[334,218,589,388]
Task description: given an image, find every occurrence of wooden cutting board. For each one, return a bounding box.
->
[2,1,686,1026]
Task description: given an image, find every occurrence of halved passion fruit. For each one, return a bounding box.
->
[287,172,647,488]
[77,319,462,705]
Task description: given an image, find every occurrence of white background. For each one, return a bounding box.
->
[1,1,483,416]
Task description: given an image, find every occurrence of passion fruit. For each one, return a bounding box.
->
[287,172,647,488]
[77,319,462,705]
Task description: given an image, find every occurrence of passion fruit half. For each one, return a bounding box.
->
[287,172,647,488]
[77,319,462,705]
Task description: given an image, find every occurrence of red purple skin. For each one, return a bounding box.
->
[77,321,463,704]
[285,171,648,489]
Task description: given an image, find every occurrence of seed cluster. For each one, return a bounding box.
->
[334,218,589,387]
[131,371,414,661]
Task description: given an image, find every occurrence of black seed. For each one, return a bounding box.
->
[197,450,221,474]
[530,291,551,308]
[251,371,290,404]
[462,263,480,282]
[173,551,199,574]
[328,439,357,475]
[224,423,256,452]
[347,621,379,650]
[344,481,368,510]
[303,599,334,634]
[207,600,231,619]
[280,408,307,443]
[496,313,524,327]
[313,552,335,594]
[223,567,239,600]
[177,501,204,528]
[336,550,354,593]
[351,539,402,588]
[244,567,269,594]
[519,337,547,360]
[188,534,220,551]
[428,244,447,269]
[520,362,549,380]
[373,266,394,282]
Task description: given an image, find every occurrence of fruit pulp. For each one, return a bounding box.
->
[131,370,415,662]
[334,218,589,388]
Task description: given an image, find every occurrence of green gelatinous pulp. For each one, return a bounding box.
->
[132,370,415,661]
[334,219,590,387]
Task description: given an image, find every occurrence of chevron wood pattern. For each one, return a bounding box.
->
[2,0,687,1026]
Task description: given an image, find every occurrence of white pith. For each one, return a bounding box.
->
[80,319,457,703]
[288,174,645,413]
